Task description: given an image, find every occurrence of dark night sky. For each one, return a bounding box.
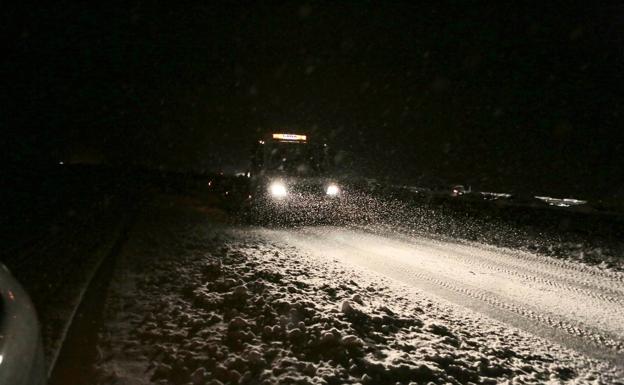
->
[3,2,623,199]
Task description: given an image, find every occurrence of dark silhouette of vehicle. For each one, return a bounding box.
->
[248,133,342,223]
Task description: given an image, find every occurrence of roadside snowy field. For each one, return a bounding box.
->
[94,196,621,384]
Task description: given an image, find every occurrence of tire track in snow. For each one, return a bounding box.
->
[265,227,624,359]
[429,240,624,296]
[386,262,624,352]
[385,234,624,306]
[331,234,624,352]
[354,223,624,287]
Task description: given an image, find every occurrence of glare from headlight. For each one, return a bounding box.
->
[269,181,288,198]
[326,184,340,196]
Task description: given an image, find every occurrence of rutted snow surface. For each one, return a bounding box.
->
[266,227,624,355]
[95,202,622,384]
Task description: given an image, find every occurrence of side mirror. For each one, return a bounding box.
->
[0,264,46,385]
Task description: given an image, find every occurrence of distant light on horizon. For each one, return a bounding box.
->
[534,196,588,207]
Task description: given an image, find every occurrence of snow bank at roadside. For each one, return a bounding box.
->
[94,198,620,384]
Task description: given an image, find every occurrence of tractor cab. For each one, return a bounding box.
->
[249,133,341,205]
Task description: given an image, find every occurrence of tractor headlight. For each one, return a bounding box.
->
[326,184,340,196]
[269,181,288,198]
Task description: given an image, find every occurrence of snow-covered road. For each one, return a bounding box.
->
[93,198,624,384]
[260,226,624,365]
